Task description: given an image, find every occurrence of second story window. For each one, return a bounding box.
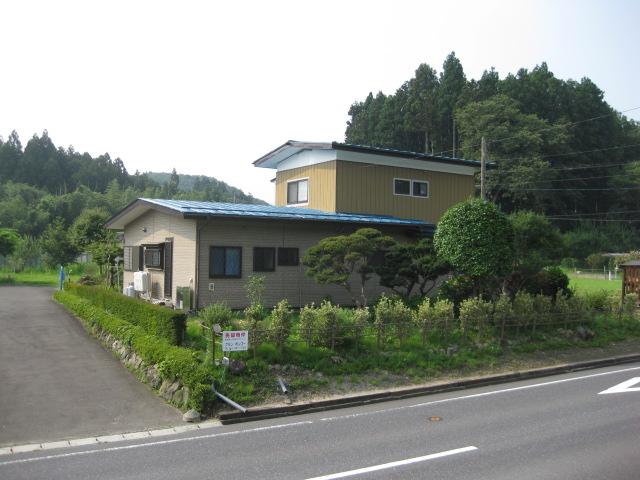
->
[412,181,429,197]
[287,178,308,205]
[394,179,411,196]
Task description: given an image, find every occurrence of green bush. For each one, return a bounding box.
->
[414,298,434,346]
[525,266,571,298]
[317,300,342,350]
[268,299,293,350]
[299,303,318,348]
[458,297,492,337]
[67,284,186,345]
[493,294,513,340]
[374,295,412,347]
[513,291,535,329]
[200,302,233,329]
[55,291,214,411]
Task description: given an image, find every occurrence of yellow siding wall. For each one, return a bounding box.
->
[122,210,197,303]
[335,161,475,223]
[197,217,408,309]
[274,162,337,211]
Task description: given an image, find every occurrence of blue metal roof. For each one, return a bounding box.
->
[141,198,430,227]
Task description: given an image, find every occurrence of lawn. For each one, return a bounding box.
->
[568,272,622,295]
[0,269,63,286]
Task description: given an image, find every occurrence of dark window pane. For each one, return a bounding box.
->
[413,181,429,197]
[394,179,410,195]
[144,246,163,269]
[287,181,298,204]
[254,247,275,272]
[211,247,225,276]
[226,248,241,276]
[278,247,299,266]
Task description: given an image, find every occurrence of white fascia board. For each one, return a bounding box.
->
[277,148,338,172]
[336,150,478,176]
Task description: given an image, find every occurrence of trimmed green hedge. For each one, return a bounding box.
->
[67,284,186,345]
[55,290,214,411]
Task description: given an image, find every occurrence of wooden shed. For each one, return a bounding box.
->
[621,260,640,297]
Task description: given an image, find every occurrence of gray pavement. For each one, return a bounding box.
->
[0,286,181,447]
[1,361,639,479]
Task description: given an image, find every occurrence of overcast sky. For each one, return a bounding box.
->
[2,0,638,204]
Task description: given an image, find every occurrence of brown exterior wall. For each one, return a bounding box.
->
[335,160,475,223]
[274,161,337,211]
[196,217,410,309]
[122,210,197,303]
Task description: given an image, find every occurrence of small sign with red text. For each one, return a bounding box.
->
[221,330,249,352]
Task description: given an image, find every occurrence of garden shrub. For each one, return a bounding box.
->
[582,290,611,311]
[200,302,234,329]
[458,297,492,337]
[532,294,553,332]
[54,291,214,411]
[493,294,513,340]
[350,307,369,352]
[525,266,571,298]
[299,303,318,347]
[317,300,342,350]
[67,284,186,345]
[432,298,454,332]
[513,291,535,331]
[268,299,293,350]
[623,293,638,320]
[414,298,434,346]
[374,295,412,347]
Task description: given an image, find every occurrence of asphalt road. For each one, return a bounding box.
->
[1,361,639,480]
[0,286,181,447]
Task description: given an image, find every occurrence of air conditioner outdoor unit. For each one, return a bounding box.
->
[133,271,150,292]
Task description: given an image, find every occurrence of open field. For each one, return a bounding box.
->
[568,272,622,294]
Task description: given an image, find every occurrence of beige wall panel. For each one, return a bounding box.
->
[274,162,337,211]
[335,161,475,223]
[122,210,197,303]
[197,217,409,309]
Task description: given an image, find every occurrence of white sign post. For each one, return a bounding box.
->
[222,330,249,352]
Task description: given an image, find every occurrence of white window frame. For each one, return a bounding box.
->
[286,177,309,206]
[393,178,412,197]
[412,180,430,198]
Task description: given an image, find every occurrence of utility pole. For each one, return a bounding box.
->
[480,136,487,200]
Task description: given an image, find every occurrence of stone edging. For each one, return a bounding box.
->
[218,353,640,425]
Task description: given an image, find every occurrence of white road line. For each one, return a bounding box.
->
[0,421,221,457]
[0,421,312,467]
[319,365,640,422]
[303,446,478,480]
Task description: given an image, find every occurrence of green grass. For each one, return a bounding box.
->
[568,272,621,294]
[0,269,62,286]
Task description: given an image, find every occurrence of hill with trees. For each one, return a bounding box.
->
[345,53,640,222]
[0,130,265,269]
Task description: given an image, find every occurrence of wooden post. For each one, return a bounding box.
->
[480,136,488,200]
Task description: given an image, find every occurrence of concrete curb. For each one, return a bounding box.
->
[218,353,640,425]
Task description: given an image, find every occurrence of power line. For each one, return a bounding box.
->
[495,172,633,186]
[549,209,640,217]
[547,217,640,223]
[435,105,640,157]
[509,185,640,191]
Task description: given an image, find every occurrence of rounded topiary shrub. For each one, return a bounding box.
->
[434,199,514,278]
